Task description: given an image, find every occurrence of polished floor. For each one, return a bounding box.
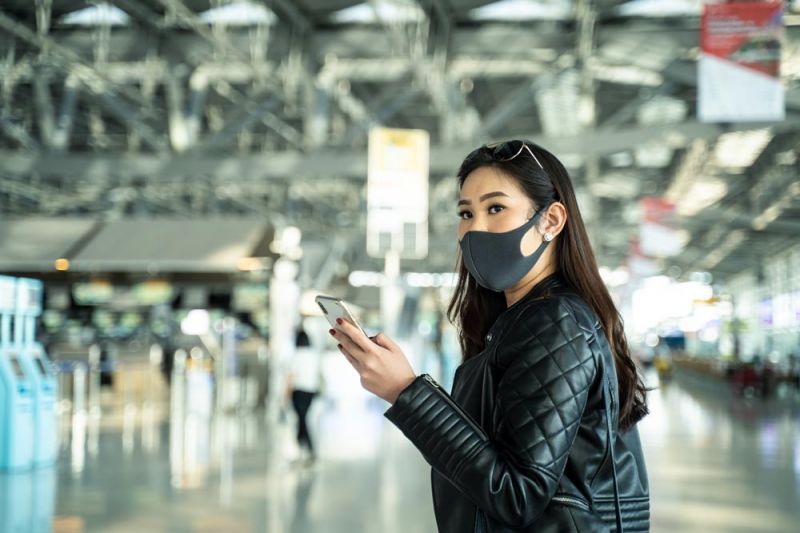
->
[2,368,800,532]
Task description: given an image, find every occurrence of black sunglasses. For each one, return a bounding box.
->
[485,140,545,170]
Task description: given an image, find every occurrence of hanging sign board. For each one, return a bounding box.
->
[699,1,785,122]
[367,128,430,259]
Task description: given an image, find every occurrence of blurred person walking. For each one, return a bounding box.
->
[333,141,650,532]
[285,329,323,465]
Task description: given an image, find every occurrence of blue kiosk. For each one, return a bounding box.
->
[0,275,35,471]
[15,278,58,466]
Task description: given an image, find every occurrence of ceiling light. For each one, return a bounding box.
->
[634,144,675,168]
[54,258,70,271]
[469,0,572,21]
[714,129,773,171]
[637,96,688,126]
[609,152,634,167]
[675,177,728,216]
[62,3,129,26]
[331,1,424,24]
[591,64,664,86]
[198,1,276,26]
[590,172,641,199]
[617,0,702,18]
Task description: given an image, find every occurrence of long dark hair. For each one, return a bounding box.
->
[447,141,648,430]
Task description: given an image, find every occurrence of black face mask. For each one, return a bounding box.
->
[459,207,551,292]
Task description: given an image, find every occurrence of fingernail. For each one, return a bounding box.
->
[329,329,336,336]
[336,318,342,325]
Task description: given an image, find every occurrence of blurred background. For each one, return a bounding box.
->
[0,1,799,532]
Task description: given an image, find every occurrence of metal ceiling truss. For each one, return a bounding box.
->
[1,2,799,272]
[367,0,480,144]
[672,131,800,278]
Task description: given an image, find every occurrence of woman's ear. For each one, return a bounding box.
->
[539,202,567,238]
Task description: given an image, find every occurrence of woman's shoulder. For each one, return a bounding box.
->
[513,289,597,328]
[492,293,600,375]
[497,291,600,353]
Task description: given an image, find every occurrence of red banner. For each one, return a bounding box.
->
[701,1,783,77]
[699,1,785,122]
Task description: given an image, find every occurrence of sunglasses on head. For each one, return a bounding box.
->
[485,140,545,170]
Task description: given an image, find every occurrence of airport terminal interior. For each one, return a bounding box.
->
[1,0,800,532]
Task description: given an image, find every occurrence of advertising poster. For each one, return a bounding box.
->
[699,1,784,122]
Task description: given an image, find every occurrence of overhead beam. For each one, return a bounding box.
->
[371,0,480,143]
[4,117,792,179]
[0,10,161,120]
[0,10,170,151]
[107,0,168,30]
[478,79,537,138]
[339,84,421,145]
[153,0,304,148]
[265,0,313,34]
[0,114,40,150]
[266,0,381,147]
[669,131,800,275]
[194,97,281,150]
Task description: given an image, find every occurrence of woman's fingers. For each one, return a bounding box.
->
[335,319,375,352]
[338,344,362,370]
[334,329,364,363]
[372,332,399,352]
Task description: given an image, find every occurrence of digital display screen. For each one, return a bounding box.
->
[72,281,114,305]
[132,280,174,305]
[233,283,268,312]
[42,310,65,332]
[92,310,114,328]
[0,279,14,309]
[9,357,25,378]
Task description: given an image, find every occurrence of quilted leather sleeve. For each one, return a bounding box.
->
[384,299,597,529]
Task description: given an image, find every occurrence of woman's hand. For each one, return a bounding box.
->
[331,319,416,404]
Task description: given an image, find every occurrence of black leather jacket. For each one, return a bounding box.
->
[385,276,649,532]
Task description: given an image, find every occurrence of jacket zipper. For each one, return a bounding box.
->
[422,374,489,440]
[551,495,591,512]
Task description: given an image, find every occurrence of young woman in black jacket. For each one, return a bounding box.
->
[332,140,650,532]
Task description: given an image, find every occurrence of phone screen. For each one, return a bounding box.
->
[316,296,367,336]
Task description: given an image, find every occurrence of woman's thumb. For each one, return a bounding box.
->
[373,332,397,350]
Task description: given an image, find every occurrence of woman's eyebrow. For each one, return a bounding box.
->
[457,191,511,206]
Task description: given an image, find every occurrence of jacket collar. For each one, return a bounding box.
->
[500,273,569,316]
[528,272,567,299]
[517,272,568,304]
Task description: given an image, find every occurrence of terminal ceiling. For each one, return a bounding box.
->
[0,1,799,281]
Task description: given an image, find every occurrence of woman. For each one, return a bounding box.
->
[285,329,322,464]
[332,140,650,532]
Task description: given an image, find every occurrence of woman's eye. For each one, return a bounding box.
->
[488,204,505,214]
[458,210,472,220]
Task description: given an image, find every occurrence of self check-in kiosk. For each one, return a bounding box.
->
[15,278,58,466]
[0,275,35,471]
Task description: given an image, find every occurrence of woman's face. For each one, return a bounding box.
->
[457,166,539,249]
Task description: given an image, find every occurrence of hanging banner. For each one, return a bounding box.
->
[627,241,660,279]
[639,197,684,258]
[367,128,429,259]
[698,1,784,122]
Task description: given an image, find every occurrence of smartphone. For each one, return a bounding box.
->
[315,295,368,337]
